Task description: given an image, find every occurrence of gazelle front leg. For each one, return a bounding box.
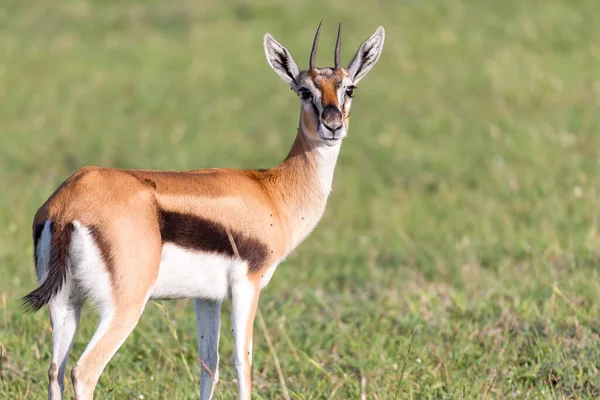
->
[195,299,222,400]
[231,279,260,400]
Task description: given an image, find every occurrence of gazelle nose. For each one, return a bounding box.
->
[323,120,342,132]
[321,105,343,132]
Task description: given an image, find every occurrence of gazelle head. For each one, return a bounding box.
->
[264,22,385,147]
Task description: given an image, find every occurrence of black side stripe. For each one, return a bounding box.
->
[158,209,269,273]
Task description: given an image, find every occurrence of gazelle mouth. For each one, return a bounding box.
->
[321,136,342,146]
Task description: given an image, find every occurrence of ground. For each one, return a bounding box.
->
[1,0,599,398]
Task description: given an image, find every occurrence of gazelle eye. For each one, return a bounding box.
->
[299,88,312,101]
[345,86,356,98]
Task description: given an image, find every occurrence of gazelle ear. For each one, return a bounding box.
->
[347,27,385,83]
[264,33,300,87]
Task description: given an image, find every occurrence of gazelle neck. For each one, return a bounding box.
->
[265,122,342,252]
[282,129,341,198]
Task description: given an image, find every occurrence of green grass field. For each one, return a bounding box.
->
[1,0,600,398]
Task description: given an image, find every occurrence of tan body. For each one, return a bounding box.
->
[34,133,329,286]
[24,23,385,400]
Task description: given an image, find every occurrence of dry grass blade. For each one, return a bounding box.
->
[257,308,291,400]
[198,357,215,379]
[198,357,224,398]
[278,319,301,362]
[327,378,345,400]
[360,372,367,400]
[155,302,195,383]
[482,369,497,399]
[225,227,240,258]
[550,284,583,319]
[394,328,416,400]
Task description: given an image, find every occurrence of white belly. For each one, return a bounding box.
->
[150,243,244,301]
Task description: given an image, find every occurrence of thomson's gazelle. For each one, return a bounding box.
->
[23,22,385,400]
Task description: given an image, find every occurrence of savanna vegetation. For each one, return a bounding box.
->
[1,0,599,398]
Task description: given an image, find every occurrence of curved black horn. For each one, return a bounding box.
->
[309,20,323,70]
[334,23,342,68]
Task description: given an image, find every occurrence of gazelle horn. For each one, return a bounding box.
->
[334,23,342,68]
[309,20,323,70]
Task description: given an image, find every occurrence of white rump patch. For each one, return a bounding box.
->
[69,221,114,313]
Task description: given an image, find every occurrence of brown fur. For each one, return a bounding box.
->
[87,225,115,280]
[27,65,351,400]
[316,77,339,107]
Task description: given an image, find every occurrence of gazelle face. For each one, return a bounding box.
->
[264,23,385,147]
[294,68,354,146]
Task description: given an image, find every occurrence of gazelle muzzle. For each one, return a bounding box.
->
[321,105,343,134]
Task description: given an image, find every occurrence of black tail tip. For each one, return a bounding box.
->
[21,291,48,313]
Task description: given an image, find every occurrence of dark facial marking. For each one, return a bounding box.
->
[321,105,343,131]
[159,209,269,273]
[310,101,319,117]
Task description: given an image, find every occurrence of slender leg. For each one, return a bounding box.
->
[231,280,260,400]
[195,299,222,400]
[64,210,161,399]
[70,300,146,400]
[47,288,82,400]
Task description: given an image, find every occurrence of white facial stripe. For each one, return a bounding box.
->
[337,86,346,107]
[338,79,353,112]
[301,80,319,96]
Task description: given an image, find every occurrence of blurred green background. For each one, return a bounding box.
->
[1,0,600,398]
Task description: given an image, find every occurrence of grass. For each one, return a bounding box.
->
[1,0,600,398]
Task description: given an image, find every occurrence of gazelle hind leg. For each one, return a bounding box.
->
[231,279,260,400]
[70,297,147,400]
[195,299,222,400]
[67,221,160,399]
[47,283,83,400]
